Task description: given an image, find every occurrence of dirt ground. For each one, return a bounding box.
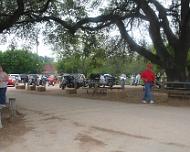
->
[0,85,190,152]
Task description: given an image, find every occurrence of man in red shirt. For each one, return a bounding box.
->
[140,63,155,104]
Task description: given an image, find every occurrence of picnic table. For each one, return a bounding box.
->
[164,81,190,99]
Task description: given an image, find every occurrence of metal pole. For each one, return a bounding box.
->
[9,98,16,119]
[0,107,3,128]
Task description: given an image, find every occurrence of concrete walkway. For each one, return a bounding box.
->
[1,89,190,152]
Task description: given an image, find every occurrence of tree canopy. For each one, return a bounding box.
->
[1,0,190,81]
[0,0,52,33]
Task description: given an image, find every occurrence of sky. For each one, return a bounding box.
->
[0,33,55,58]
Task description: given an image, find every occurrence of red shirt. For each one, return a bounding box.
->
[140,69,155,83]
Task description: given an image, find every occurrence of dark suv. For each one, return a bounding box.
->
[28,74,39,85]
[87,73,115,88]
[59,74,86,89]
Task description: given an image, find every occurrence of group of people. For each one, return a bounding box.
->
[130,73,141,86]
[0,63,156,107]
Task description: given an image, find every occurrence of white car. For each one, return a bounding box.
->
[9,74,21,82]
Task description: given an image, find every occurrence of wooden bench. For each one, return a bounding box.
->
[0,98,16,128]
[164,82,190,99]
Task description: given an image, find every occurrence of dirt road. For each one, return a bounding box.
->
[1,88,190,152]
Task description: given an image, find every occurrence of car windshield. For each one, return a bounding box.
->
[9,76,16,80]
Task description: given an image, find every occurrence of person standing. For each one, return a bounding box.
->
[135,73,141,86]
[140,63,155,104]
[0,66,8,107]
[119,74,126,89]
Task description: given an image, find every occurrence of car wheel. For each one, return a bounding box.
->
[62,85,65,90]
[108,82,113,88]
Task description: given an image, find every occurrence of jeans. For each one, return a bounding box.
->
[0,87,7,105]
[143,82,153,102]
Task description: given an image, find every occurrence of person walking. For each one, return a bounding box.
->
[0,65,8,107]
[140,63,155,104]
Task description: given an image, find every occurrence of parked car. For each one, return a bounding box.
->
[102,74,116,87]
[9,74,21,83]
[87,73,115,88]
[73,73,86,88]
[7,76,16,86]
[37,75,47,86]
[59,73,86,89]
[59,74,74,89]
[87,73,100,88]
[47,75,57,86]
[20,74,29,83]
[28,74,39,85]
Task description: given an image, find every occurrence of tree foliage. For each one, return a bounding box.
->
[0,49,44,74]
[1,0,190,81]
[56,37,147,76]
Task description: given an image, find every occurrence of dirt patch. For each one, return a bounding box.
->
[72,121,85,127]
[162,142,190,148]
[75,133,106,151]
[92,126,190,149]
[0,111,31,148]
[20,107,49,116]
[168,98,190,106]
[91,126,152,140]
[42,115,66,121]
[75,133,106,146]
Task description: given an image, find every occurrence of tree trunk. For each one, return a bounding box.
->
[165,54,188,81]
[165,68,187,81]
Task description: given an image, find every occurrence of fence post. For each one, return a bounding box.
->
[9,98,16,119]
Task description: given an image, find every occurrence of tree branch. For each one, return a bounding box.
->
[0,0,24,33]
[80,22,113,31]
[149,0,178,47]
[38,0,52,14]
[17,11,145,34]
[135,0,172,62]
[115,19,162,66]
[0,0,52,33]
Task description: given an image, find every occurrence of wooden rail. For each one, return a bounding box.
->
[164,82,190,98]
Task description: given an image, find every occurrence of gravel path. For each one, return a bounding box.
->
[1,88,190,152]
